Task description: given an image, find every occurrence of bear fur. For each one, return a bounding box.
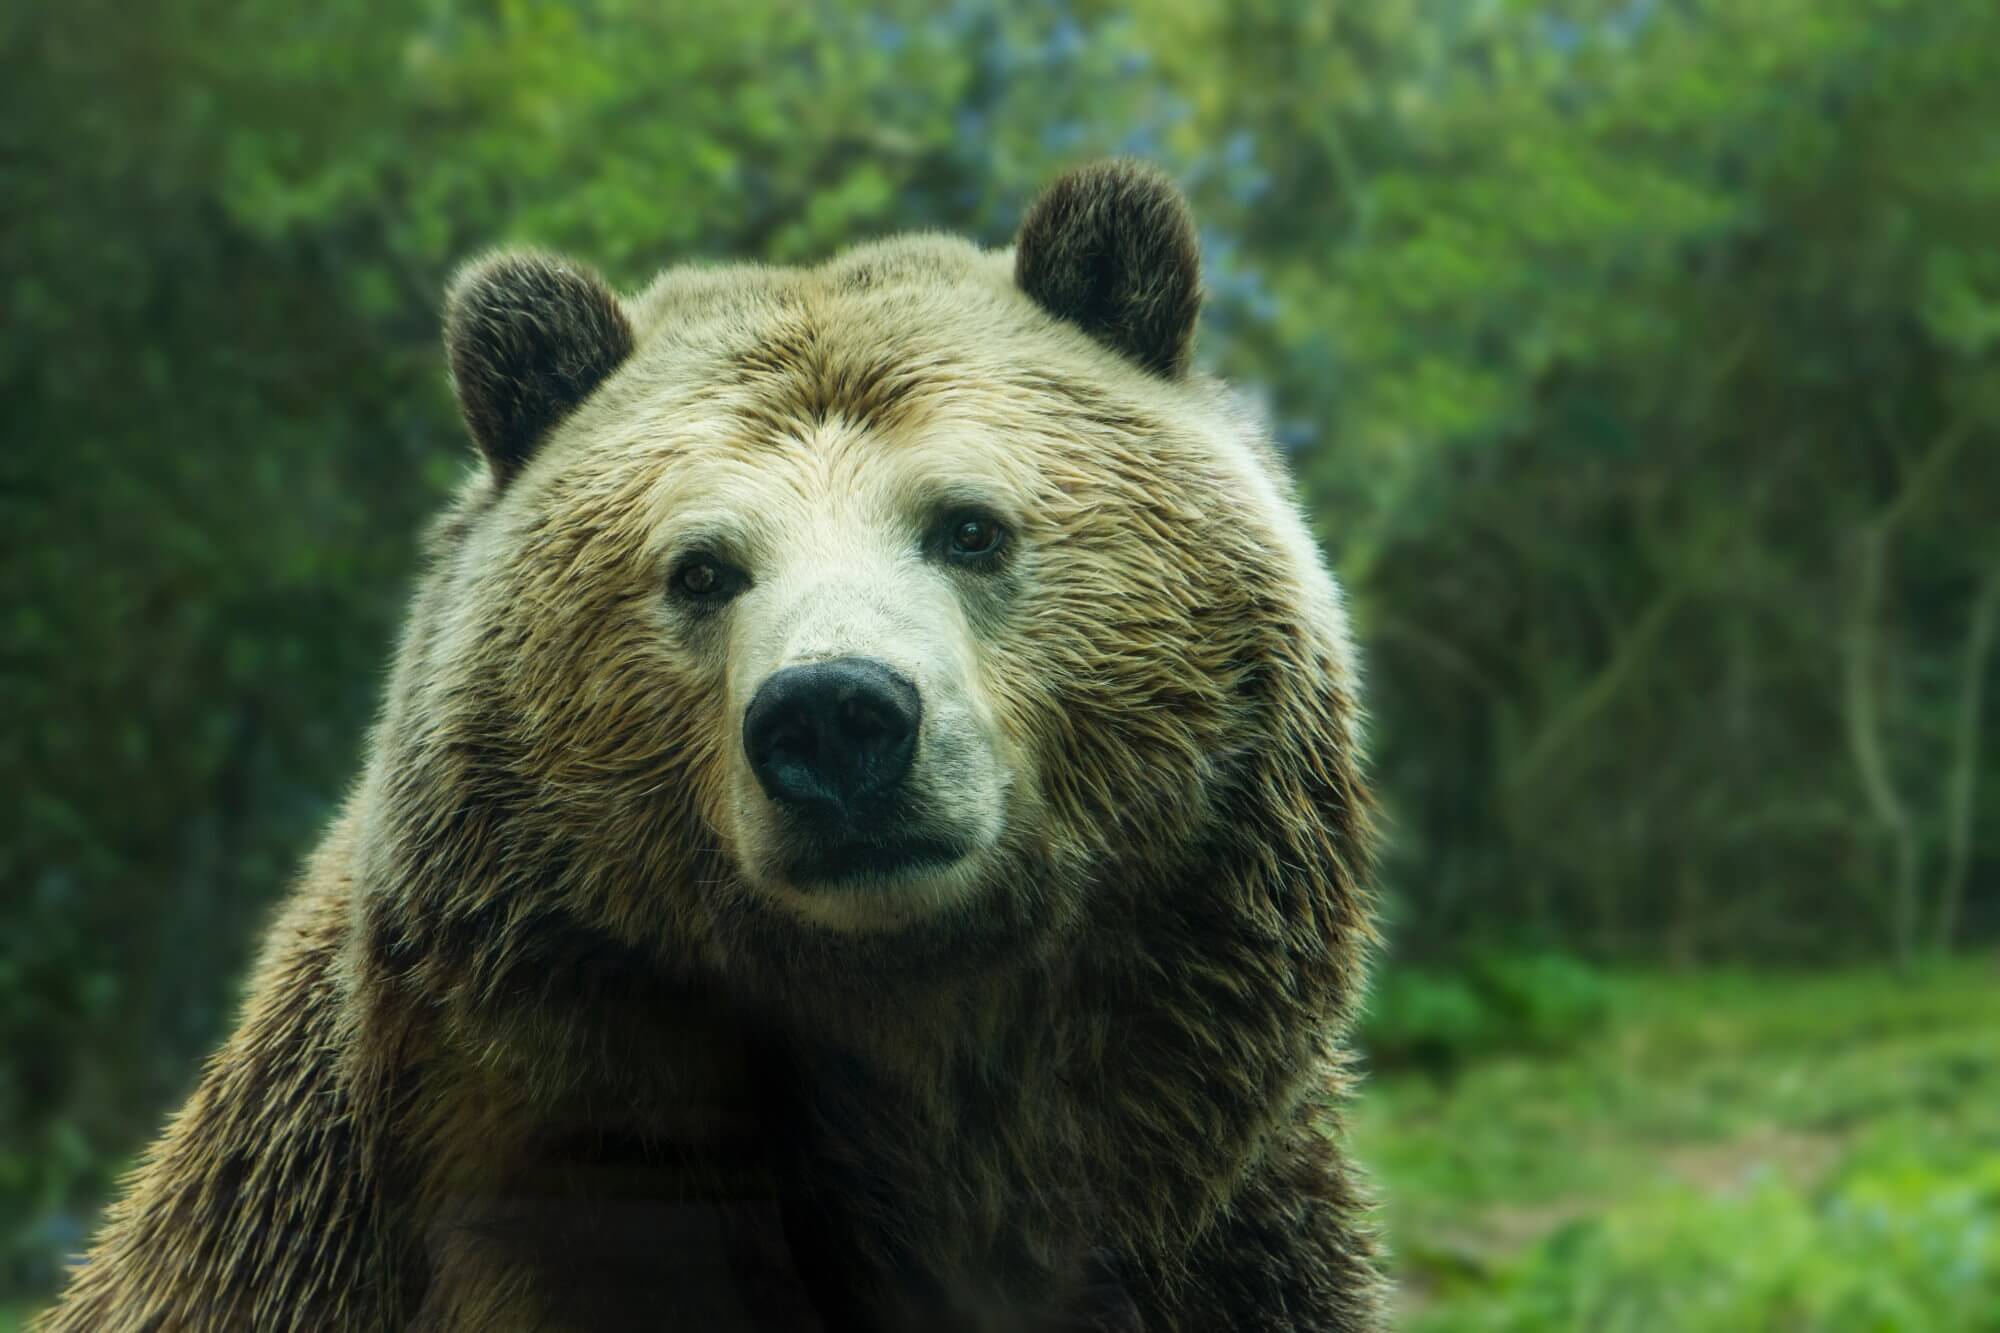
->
[38,160,1383,1332]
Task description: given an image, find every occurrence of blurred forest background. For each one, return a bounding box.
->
[5,0,1998,1327]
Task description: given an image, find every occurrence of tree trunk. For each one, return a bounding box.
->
[1934,568,2000,954]
[1842,527,1921,969]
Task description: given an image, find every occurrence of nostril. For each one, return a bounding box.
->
[766,710,816,758]
[838,691,896,744]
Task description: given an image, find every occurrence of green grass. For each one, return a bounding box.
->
[1353,958,2000,1331]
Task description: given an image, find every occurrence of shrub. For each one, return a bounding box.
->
[1362,952,1613,1072]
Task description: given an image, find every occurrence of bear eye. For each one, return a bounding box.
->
[941,510,1008,564]
[670,555,745,606]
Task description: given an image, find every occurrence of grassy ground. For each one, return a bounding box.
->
[1353,958,2000,1331]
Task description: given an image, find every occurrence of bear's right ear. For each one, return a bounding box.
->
[1014,160,1203,379]
[443,250,635,483]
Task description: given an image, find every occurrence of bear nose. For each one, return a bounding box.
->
[743,657,921,821]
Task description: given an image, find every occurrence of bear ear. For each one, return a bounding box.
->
[443,250,636,483]
[1014,159,1204,379]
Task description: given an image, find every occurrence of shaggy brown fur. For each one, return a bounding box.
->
[38,161,1384,1332]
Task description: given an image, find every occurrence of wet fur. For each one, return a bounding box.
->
[39,163,1384,1331]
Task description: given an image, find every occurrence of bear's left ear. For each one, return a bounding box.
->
[1014,160,1203,379]
[443,249,635,483]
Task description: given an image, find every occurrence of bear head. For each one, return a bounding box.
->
[359,161,1365,1014]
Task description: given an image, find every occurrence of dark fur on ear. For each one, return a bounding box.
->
[443,250,635,482]
[1014,160,1203,379]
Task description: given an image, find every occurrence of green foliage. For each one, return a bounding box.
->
[1314,0,2000,965]
[1362,952,1612,1071]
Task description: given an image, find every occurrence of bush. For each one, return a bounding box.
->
[1361,952,1613,1072]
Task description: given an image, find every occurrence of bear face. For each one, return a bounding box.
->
[370,162,1355,1010]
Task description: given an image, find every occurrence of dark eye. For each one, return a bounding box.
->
[671,555,744,606]
[943,511,1008,563]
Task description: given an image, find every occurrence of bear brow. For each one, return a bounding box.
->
[727,330,934,437]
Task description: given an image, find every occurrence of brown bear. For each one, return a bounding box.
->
[37,160,1383,1332]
